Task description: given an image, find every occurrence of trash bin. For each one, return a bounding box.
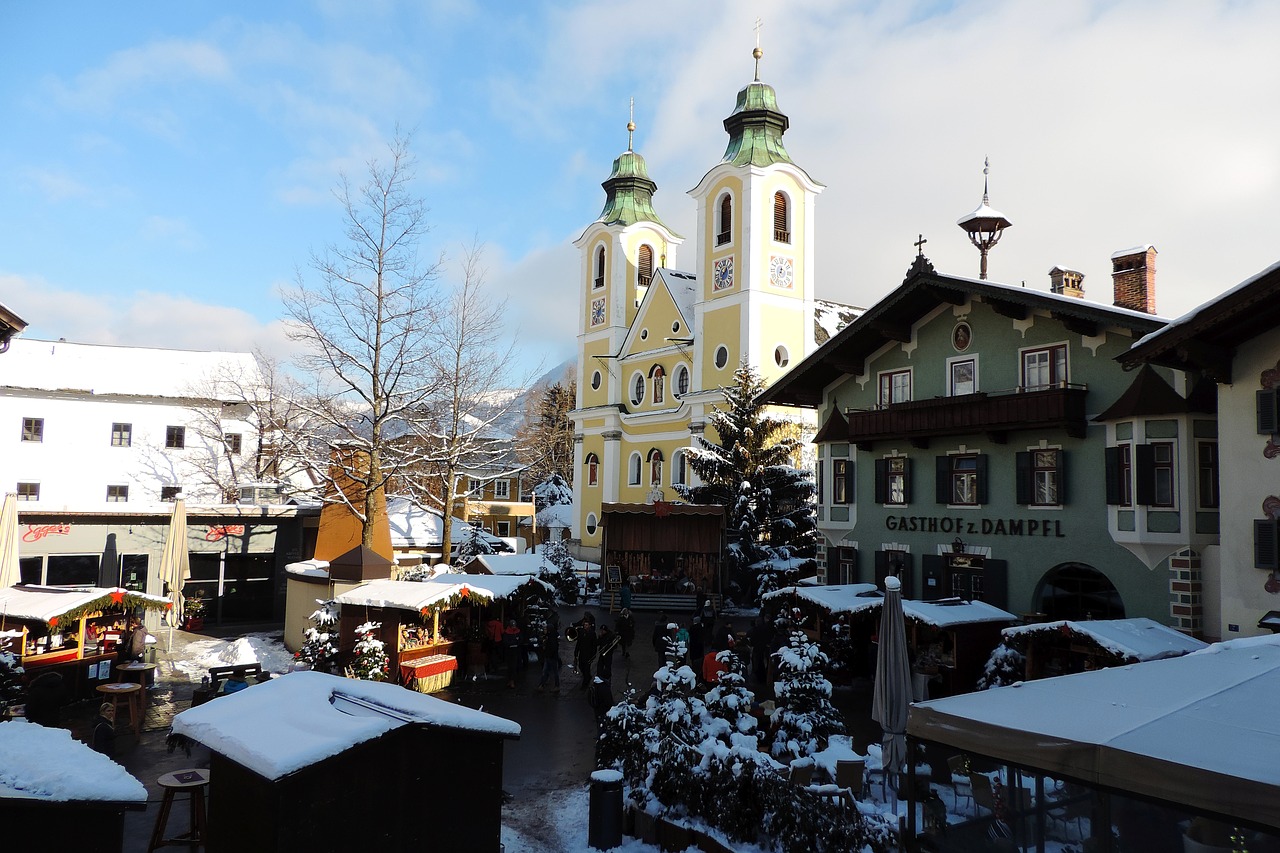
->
[587,768,624,850]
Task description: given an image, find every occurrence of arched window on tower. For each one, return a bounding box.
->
[628,452,642,486]
[717,194,732,246]
[637,244,654,295]
[650,364,665,404]
[672,450,687,487]
[648,448,664,486]
[585,453,599,487]
[773,191,791,243]
[594,246,606,289]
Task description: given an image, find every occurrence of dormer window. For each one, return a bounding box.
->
[773,191,791,243]
[594,246,605,289]
[717,194,732,246]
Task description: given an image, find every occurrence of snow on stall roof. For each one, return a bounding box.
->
[334,576,552,612]
[468,552,592,576]
[761,583,881,614]
[285,559,330,578]
[1003,617,1206,661]
[0,585,169,622]
[901,598,1017,628]
[171,671,520,781]
[0,721,147,803]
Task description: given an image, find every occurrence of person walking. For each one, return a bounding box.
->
[502,620,523,689]
[619,580,633,611]
[576,620,598,690]
[616,609,636,659]
[537,624,561,692]
[651,611,669,654]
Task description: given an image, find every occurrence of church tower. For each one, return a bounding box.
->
[688,43,824,397]
[571,114,683,543]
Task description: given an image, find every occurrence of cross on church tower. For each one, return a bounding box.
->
[627,97,635,152]
[914,234,928,256]
[753,18,764,80]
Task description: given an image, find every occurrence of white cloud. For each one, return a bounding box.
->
[140,216,204,251]
[19,167,95,203]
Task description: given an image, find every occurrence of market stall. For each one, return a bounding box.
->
[998,617,1207,681]
[0,584,170,703]
[334,575,554,692]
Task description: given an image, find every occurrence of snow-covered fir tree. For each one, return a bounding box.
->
[770,630,846,758]
[348,621,389,681]
[294,599,339,672]
[976,641,1026,690]
[680,363,817,600]
[0,640,24,709]
[703,649,757,741]
[532,472,572,510]
[642,637,709,811]
[538,538,579,604]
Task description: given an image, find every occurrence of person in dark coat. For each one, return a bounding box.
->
[575,620,598,690]
[651,611,668,653]
[91,703,117,757]
[120,617,148,663]
[24,670,63,727]
[619,581,632,611]
[595,624,620,681]
[537,625,561,691]
[502,620,523,689]
[748,617,773,685]
[589,675,613,729]
[688,617,705,664]
[615,609,636,659]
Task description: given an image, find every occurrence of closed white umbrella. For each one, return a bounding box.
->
[158,499,191,651]
[872,574,912,802]
[0,493,19,591]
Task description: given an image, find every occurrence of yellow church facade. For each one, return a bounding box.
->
[570,58,830,558]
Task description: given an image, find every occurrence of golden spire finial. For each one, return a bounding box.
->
[627,97,635,152]
[753,18,764,81]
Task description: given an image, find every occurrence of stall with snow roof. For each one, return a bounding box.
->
[171,670,520,853]
[0,584,170,702]
[333,575,554,690]
[761,584,1016,693]
[996,617,1207,682]
[0,720,148,852]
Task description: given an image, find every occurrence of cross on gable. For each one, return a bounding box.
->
[914,234,928,256]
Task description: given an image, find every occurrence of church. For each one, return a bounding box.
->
[568,48,851,564]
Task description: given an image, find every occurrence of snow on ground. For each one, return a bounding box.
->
[502,786,656,853]
[171,632,296,682]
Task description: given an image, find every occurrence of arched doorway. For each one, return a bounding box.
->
[1035,563,1125,622]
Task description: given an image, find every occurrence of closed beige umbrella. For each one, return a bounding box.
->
[872,574,912,801]
[0,493,19,591]
[158,499,191,651]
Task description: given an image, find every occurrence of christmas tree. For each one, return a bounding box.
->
[539,539,579,604]
[770,630,846,758]
[348,621,389,681]
[294,599,339,672]
[703,649,758,740]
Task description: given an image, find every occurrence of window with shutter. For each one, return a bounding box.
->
[594,246,605,289]
[832,460,852,504]
[773,191,790,243]
[1258,389,1279,434]
[717,195,732,245]
[1134,443,1156,506]
[1255,519,1279,570]
[638,245,653,290]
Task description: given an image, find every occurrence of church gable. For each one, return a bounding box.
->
[618,269,696,360]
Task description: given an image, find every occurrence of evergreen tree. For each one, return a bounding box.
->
[0,640,24,709]
[703,649,758,740]
[294,599,339,672]
[976,642,1026,690]
[681,362,816,599]
[455,523,497,561]
[770,630,846,758]
[348,621,389,681]
[539,539,579,604]
[642,640,708,811]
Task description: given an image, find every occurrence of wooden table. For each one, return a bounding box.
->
[96,682,143,736]
[148,768,209,852]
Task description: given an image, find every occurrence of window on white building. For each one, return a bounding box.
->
[161,486,182,502]
[111,422,132,447]
[224,433,243,455]
[106,485,129,503]
[21,418,43,443]
[165,426,186,449]
[16,482,39,501]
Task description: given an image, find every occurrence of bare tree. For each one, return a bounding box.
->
[394,243,534,560]
[281,136,443,547]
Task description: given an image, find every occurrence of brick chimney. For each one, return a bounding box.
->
[1049,266,1085,299]
[1111,245,1157,314]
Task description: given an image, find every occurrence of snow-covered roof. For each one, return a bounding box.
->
[334,576,552,612]
[385,497,500,550]
[171,670,520,781]
[762,583,881,614]
[466,552,594,576]
[0,721,147,803]
[1002,617,1206,661]
[908,635,1280,828]
[284,559,330,579]
[533,503,575,528]
[901,598,1017,628]
[0,585,170,623]
[1,338,262,400]
[1111,244,1155,260]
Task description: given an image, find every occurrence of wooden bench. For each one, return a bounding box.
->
[625,593,722,613]
[191,663,270,705]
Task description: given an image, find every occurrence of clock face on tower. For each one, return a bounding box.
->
[713,256,734,292]
[769,255,795,289]
[590,297,606,326]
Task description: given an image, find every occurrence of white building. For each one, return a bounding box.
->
[1,338,267,509]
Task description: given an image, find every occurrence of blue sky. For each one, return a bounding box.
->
[3,1,1279,376]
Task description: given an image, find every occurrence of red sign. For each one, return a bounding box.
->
[22,523,71,543]
[205,524,247,542]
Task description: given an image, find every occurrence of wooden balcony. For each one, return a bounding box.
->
[844,385,1088,448]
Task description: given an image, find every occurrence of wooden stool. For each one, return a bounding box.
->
[96,682,142,736]
[148,768,209,852]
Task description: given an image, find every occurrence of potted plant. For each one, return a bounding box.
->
[183,594,206,631]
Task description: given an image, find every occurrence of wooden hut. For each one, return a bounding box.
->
[0,720,147,852]
[601,503,725,599]
[1000,617,1206,681]
[171,671,520,853]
